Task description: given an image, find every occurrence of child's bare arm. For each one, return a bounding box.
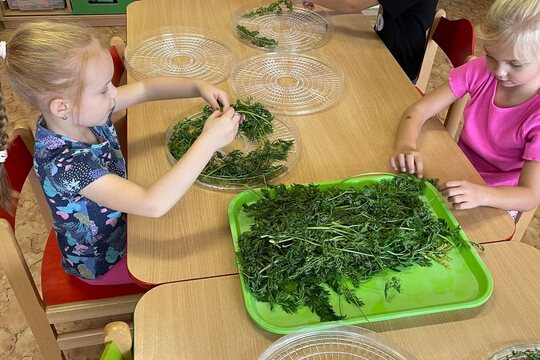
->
[390,82,458,178]
[439,161,540,212]
[79,108,241,217]
[114,78,230,112]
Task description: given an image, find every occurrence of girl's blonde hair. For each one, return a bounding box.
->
[0,21,101,211]
[478,0,540,61]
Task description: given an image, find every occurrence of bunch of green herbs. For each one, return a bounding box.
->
[504,349,540,360]
[236,25,278,48]
[237,0,294,48]
[167,98,294,187]
[236,176,465,321]
[242,0,293,18]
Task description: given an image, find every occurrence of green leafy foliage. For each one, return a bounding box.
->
[242,0,293,18]
[167,98,294,187]
[236,176,465,321]
[237,0,294,48]
[504,349,540,360]
[236,25,278,48]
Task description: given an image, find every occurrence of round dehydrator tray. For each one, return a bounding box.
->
[257,325,416,360]
[231,53,344,115]
[488,342,540,360]
[125,30,233,84]
[232,3,331,52]
[165,112,300,190]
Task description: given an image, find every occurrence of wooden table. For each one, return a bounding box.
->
[134,241,540,359]
[125,0,514,285]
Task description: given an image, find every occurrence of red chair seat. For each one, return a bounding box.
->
[41,230,146,306]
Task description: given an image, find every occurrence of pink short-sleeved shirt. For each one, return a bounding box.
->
[448,56,540,187]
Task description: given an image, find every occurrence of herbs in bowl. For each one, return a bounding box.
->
[166,98,299,190]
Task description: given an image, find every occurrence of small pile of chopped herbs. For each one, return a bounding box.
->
[167,98,294,187]
[504,349,540,360]
[236,176,466,321]
[236,0,294,49]
[236,25,278,48]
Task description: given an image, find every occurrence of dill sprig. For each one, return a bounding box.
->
[242,0,293,18]
[167,98,294,187]
[237,0,294,48]
[236,176,465,321]
[236,25,278,48]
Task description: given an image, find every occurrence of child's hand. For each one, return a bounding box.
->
[296,1,315,9]
[390,146,424,178]
[200,108,241,151]
[438,180,486,209]
[196,81,230,111]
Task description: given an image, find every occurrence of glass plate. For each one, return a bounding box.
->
[489,343,540,360]
[125,29,233,84]
[232,3,332,51]
[165,111,301,191]
[231,53,344,115]
[258,325,416,360]
[228,174,494,334]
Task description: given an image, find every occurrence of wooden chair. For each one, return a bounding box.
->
[513,208,538,241]
[0,122,146,360]
[416,9,475,93]
[415,9,475,140]
[101,321,133,360]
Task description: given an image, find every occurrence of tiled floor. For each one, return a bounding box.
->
[1,1,539,359]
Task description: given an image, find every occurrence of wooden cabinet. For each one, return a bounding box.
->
[0,0,135,28]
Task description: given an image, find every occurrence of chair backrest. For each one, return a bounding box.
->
[0,122,62,357]
[443,54,476,140]
[416,9,475,94]
[0,124,34,227]
[0,122,54,230]
[415,9,475,139]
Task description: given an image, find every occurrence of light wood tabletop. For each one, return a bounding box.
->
[134,241,540,360]
[125,0,514,285]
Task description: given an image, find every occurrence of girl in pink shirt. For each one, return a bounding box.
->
[390,0,540,214]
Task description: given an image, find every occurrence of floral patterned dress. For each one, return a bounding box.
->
[34,116,127,280]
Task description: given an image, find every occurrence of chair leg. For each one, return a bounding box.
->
[10,282,64,359]
[30,323,65,360]
[0,222,64,359]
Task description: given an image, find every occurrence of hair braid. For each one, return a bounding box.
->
[0,87,15,213]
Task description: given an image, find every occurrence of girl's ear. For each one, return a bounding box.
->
[49,98,71,119]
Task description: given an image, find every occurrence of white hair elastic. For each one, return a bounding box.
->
[0,150,7,163]
[0,41,6,60]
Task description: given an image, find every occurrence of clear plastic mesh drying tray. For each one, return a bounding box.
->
[258,326,416,360]
[233,3,332,52]
[125,28,233,84]
[165,112,301,191]
[232,53,344,115]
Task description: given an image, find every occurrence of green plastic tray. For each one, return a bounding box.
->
[227,174,494,334]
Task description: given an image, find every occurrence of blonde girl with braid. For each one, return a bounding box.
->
[390,0,540,216]
[1,21,241,285]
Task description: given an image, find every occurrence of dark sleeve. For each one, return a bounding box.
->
[378,0,431,18]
